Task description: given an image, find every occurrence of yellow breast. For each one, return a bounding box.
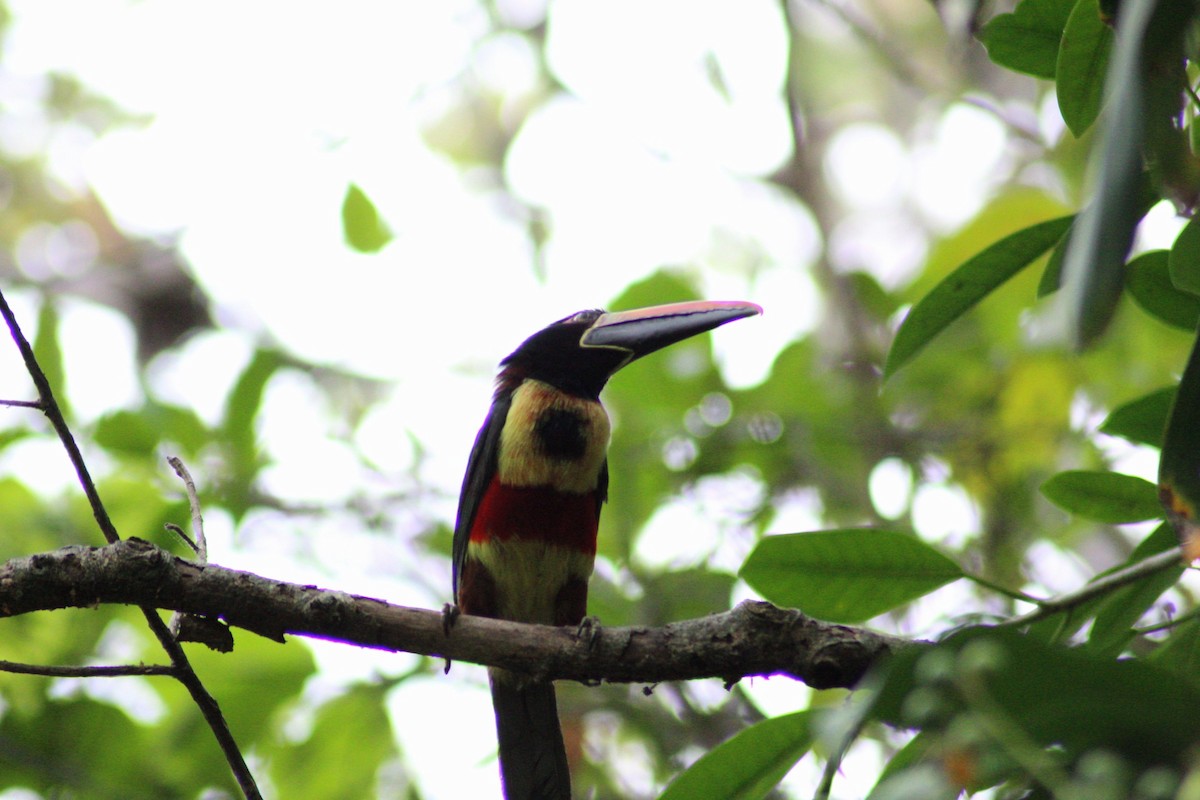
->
[497,379,611,494]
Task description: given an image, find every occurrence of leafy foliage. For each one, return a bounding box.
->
[1056,0,1113,136]
[740,530,963,623]
[871,628,1200,797]
[1160,327,1200,557]
[1126,250,1200,330]
[1039,470,1162,524]
[884,215,1072,377]
[269,683,398,800]
[659,711,811,800]
[977,0,1074,79]
[1099,386,1176,447]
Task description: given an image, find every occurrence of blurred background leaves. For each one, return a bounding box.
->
[1,0,1199,798]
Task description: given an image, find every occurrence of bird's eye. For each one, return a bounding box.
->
[564,309,604,325]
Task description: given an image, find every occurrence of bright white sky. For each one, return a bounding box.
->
[0,1,1178,798]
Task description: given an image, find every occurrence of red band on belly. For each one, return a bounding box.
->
[470,481,599,556]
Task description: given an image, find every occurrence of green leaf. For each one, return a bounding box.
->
[1041,186,1157,300]
[342,183,393,253]
[0,698,182,797]
[601,271,729,558]
[158,403,212,455]
[1040,470,1162,523]
[94,404,210,459]
[1160,326,1200,548]
[271,684,397,800]
[867,763,958,800]
[151,631,315,779]
[32,299,66,417]
[1099,386,1176,447]
[1056,0,1114,136]
[1149,620,1200,680]
[1168,214,1200,297]
[220,348,283,515]
[977,0,1076,79]
[872,730,937,786]
[1139,6,1200,212]
[885,216,1073,377]
[1130,517,1181,562]
[1036,219,1073,297]
[94,409,158,456]
[847,271,899,321]
[739,530,964,623]
[1059,0,1171,348]
[1086,523,1183,656]
[1126,249,1200,329]
[660,711,811,800]
[873,628,1200,769]
[638,568,737,625]
[195,634,316,740]
[223,349,282,445]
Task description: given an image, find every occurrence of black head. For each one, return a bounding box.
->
[497,300,762,400]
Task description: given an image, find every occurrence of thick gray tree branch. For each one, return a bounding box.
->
[0,539,917,690]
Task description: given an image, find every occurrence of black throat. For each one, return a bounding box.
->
[533,407,589,461]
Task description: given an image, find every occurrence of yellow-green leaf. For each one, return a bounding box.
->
[342,183,393,254]
[1041,470,1162,523]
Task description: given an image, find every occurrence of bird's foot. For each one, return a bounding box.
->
[441,603,463,675]
[575,615,602,650]
[441,602,461,636]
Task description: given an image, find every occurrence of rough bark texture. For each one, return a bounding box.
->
[0,539,921,689]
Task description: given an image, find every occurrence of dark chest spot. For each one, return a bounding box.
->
[534,407,588,460]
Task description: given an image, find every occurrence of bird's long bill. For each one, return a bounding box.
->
[580,300,761,361]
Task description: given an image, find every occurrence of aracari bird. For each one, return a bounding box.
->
[452,300,761,800]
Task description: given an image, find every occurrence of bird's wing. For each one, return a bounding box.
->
[452,393,512,600]
[596,459,608,518]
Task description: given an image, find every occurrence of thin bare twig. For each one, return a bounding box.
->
[167,456,207,564]
[999,548,1189,628]
[0,398,43,409]
[166,455,208,638]
[0,290,119,544]
[165,523,200,556]
[0,660,174,678]
[0,287,263,800]
[1136,604,1200,636]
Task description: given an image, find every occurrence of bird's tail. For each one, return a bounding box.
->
[490,671,572,800]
